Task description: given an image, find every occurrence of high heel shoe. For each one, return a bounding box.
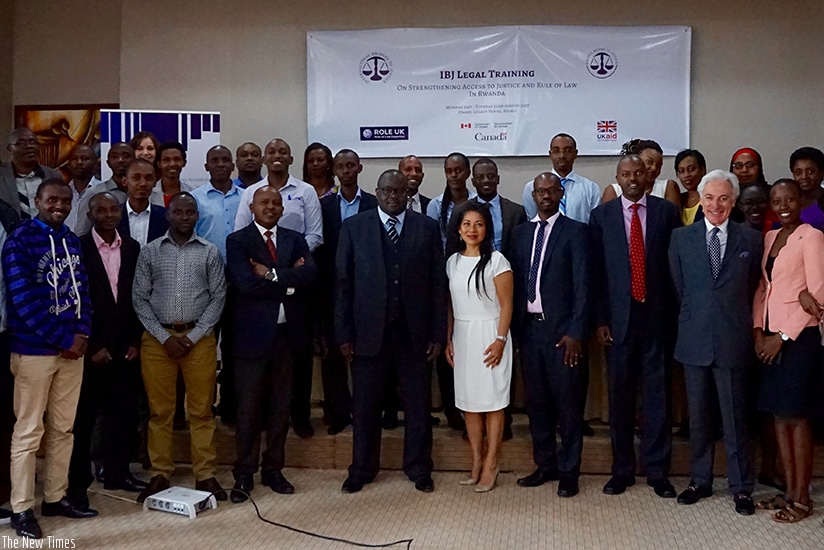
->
[460,465,482,485]
[475,467,499,493]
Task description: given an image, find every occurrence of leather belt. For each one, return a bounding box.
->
[527,313,545,321]
[161,321,197,332]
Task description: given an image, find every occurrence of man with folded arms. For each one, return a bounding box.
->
[133,192,227,503]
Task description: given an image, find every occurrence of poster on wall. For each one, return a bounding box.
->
[13,104,119,178]
[100,109,221,187]
[307,26,691,157]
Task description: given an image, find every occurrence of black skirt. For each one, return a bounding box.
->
[759,326,823,418]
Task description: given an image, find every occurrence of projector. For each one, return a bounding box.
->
[143,486,217,519]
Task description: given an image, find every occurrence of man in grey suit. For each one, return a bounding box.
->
[668,169,762,515]
[1,128,62,218]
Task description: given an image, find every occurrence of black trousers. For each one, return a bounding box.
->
[435,353,458,417]
[321,333,352,424]
[0,331,12,505]
[289,307,314,426]
[685,362,754,494]
[233,332,292,477]
[605,300,671,480]
[215,287,236,419]
[520,317,586,479]
[350,320,433,481]
[68,356,142,492]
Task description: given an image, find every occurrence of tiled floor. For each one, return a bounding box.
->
[9,467,824,550]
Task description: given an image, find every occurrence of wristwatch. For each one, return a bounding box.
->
[496,335,507,343]
[264,268,277,282]
[778,331,789,342]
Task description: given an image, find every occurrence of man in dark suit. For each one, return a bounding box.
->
[669,170,761,515]
[511,173,589,497]
[589,154,681,499]
[225,186,317,502]
[336,169,447,493]
[399,155,430,213]
[117,159,169,247]
[66,192,147,508]
[0,128,63,219]
[318,149,377,435]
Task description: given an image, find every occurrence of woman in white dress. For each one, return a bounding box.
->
[445,203,513,492]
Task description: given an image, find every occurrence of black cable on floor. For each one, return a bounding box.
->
[238,490,414,549]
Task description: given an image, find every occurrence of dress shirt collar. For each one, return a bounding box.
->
[33,216,69,237]
[92,228,122,250]
[620,192,648,212]
[552,169,577,182]
[378,208,406,226]
[408,192,420,205]
[704,216,730,236]
[254,221,278,241]
[530,211,561,226]
[259,174,299,191]
[160,230,207,247]
[477,194,501,208]
[205,181,241,196]
[126,200,151,216]
[339,186,362,205]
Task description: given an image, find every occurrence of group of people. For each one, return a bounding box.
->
[0,126,822,540]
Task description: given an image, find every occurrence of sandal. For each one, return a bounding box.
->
[772,501,812,523]
[756,494,789,510]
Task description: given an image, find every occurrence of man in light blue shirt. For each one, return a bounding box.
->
[522,134,601,224]
[192,146,242,262]
[234,139,323,251]
[232,142,263,189]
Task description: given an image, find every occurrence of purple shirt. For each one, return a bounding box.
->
[620,193,647,254]
[800,202,824,231]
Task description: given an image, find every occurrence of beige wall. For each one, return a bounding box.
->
[0,0,15,158]
[10,0,824,197]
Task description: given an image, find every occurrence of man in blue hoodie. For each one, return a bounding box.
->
[2,179,94,540]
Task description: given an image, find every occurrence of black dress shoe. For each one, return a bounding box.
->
[429,415,441,426]
[262,471,295,494]
[65,488,90,509]
[137,474,170,503]
[342,476,365,493]
[382,414,399,430]
[582,421,595,437]
[502,425,514,441]
[10,509,42,539]
[603,475,635,495]
[104,475,149,492]
[733,492,755,515]
[445,411,466,432]
[230,476,254,503]
[41,497,98,519]
[677,483,713,505]
[648,477,676,498]
[293,421,315,438]
[327,418,351,435]
[557,478,579,498]
[196,477,228,501]
[517,468,560,487]
[414,476,434,492]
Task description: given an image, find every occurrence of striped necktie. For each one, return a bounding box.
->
[387,216,399,244]
[558,178,570,215]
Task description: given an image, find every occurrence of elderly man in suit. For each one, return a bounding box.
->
[0,128,62,218]
[589,154,681,499]
[226,186,317,502]
[669,169,762,515]
[117,159,169,247]
[336,169,447,494]
[318,149,377,435]
[511,173,589,497]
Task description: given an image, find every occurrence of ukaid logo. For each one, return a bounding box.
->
[596,120,618,141]
[360,126,409,141]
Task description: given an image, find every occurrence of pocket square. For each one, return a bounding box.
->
[739,251,749,259]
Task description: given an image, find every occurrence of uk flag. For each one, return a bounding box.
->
[597,120,617,133]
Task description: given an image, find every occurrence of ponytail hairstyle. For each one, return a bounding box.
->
[440,152,471,235]
[453,202,495,299]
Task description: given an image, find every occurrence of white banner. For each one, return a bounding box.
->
[100,109,221,188]
[307,26,690,157]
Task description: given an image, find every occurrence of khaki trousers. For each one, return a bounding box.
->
[141,330,217,481]
[9,353,83,512]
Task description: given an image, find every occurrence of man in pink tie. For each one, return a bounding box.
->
[589,155,682,499]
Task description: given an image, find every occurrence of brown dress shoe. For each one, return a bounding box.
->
[137,475,170,503]
[196,477,228,501]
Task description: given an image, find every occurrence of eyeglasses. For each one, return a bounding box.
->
[550,148,575,155]
[732,161,757,171]
[378,187,406,197]
[533,188,563,196]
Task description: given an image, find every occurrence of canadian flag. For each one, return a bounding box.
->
[461,123,471,129]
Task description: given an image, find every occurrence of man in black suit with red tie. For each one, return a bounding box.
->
[67,192,147,508]
[225,186,317,502]
[336,170,447,494]
[589,155,681,499]
[511,173,589,497]
[318,149,377,435]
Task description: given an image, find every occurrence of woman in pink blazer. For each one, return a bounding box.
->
[753,179,824,523]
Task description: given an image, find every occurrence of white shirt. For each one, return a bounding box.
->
[407,192,423,213]
[378,208,406,237]
[704,217,730,262]
[127,201,152,248]
[65,177,101,231]
[527,212,561,313]
[254,222,287,324]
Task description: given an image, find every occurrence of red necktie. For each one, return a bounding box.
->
[264,230,278,262]
[629,203,646,301]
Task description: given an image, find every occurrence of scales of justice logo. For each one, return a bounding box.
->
[586,49,617,79]
[359,52,393,83]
